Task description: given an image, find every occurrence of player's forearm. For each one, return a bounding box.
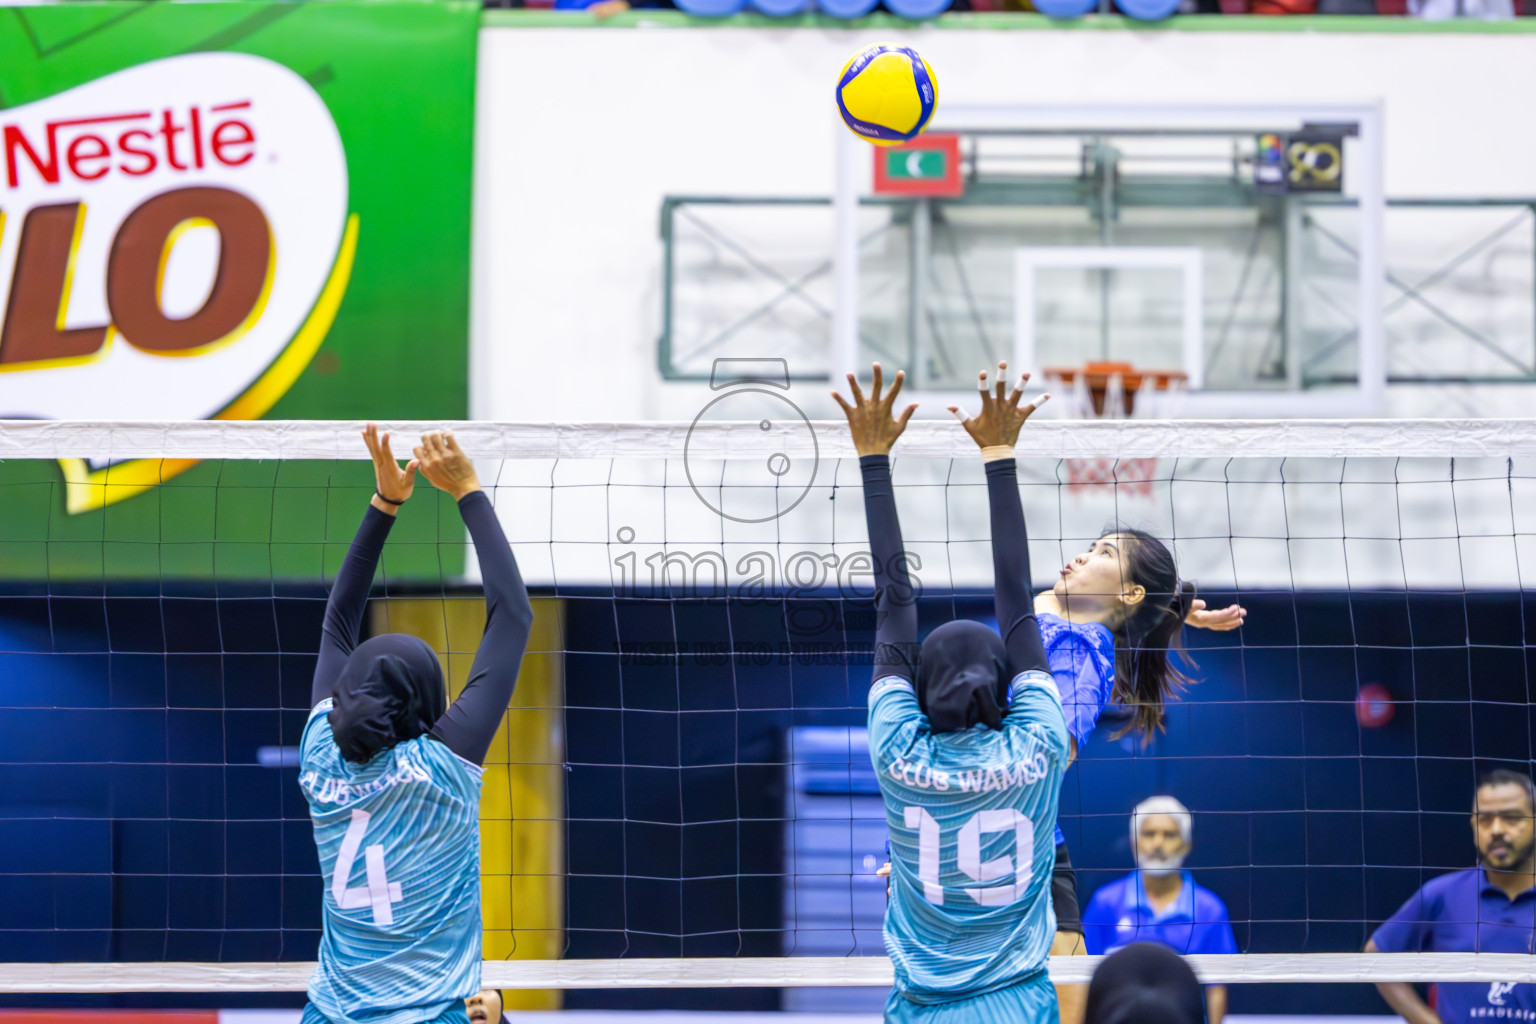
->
[1206,984,1228,1024]
[984,458,1049,676]
[312,503,396,706]
[860,454,917,679]
[1372,982,1440,1024]
[459,491,533,637]
[430,491,534,766]
[985,458,1033,613]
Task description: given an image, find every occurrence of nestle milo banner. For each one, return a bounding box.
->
[0,1,475,578]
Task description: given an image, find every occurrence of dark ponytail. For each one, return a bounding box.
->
[1107,526,1196,741]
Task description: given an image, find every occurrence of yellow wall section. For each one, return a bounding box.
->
[369,597,565,1011]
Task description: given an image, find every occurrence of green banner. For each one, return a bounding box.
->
[884,149,947,180]
[0,0,477,579]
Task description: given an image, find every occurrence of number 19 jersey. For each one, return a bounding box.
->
[300,700,484,1024]
[869,671,1070,1005]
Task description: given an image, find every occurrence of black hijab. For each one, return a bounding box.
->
[329,633,446,764]
[1085,943,1206,1024]
[917,619,1010,733]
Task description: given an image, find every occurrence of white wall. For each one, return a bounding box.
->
[472,25,1536,426]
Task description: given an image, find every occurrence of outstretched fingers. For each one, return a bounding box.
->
[1189,600,1247,632]
[845,372,866,407]
[837,362,916,456]
[1007,371,1031,409]
[835,364,910,417]
[975,368,995,414]
[415,431,442,466]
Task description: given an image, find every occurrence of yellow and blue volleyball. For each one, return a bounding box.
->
[835,43,938,147]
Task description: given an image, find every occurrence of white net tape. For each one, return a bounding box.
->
[2,417,1534,460]
[2,954,1534,992]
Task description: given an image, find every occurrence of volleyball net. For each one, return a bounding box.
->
[2,418,1534,1006]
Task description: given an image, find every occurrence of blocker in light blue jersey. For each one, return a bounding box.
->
[301,700,484,1024]
[299,450,533,1024]
[846,391,1072,1022]
[871,669,1070,1019]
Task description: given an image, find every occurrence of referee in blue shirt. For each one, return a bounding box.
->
[1367,769,1536,1024]
[1082,796,1238,1024]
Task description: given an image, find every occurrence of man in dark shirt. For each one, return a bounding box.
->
[1366,769,1536,1024]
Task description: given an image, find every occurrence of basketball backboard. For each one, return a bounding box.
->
[830,101,1386,418]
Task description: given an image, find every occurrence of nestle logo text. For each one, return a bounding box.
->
[3,101,256,189]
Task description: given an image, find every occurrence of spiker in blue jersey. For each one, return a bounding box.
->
[835,43,938,147]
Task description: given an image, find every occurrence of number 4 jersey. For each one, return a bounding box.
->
[870,670,1070,1004]
[300,699,484,1024]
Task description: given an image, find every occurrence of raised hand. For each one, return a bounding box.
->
[414,430,483,501]
[949,361,1049,450]
[1185,599,1247,632]
[832,362,918,457]
[364,423,418,513]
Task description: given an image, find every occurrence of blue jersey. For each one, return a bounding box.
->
[870,670,1070,1004]
[1036,613,1114,846]
[300,700,484,1024]
[1372,867,1536,1023]
[1038,613,1114,748]
[1082,872,1238,956]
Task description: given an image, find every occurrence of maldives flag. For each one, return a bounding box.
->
[873,133,963,197]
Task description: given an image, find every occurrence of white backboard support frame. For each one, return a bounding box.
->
[1014,246,1205,391]
[832,101,1386,418]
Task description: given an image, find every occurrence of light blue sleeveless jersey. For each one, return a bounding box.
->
[300,700,484,1024]
[870,671,1069,1005]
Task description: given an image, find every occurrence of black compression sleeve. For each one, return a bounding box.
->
[430,490,535,766]
[985,458,1050,678]
[312,504,396,707]
[861,454,918,684]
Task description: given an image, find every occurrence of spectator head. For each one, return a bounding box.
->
[1132,795,1192,877]
[1473,769,1536,873]
[1086,943,1204,1024]
[465,989,505,1024]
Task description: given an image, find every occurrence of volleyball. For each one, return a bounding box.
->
[835,43,938,146]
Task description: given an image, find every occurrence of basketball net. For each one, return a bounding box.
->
[1044,362,1186,499]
